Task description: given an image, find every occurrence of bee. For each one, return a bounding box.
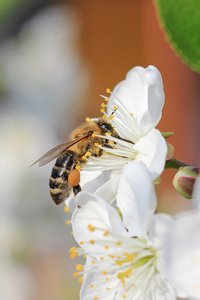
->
[31,118,119,205]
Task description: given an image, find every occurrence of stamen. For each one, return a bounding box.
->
[76,165,81,171]
[76,264,84,271]
[85,117,92,123]
[65,220,71,225]
[106,88,111,94]
[64,206,69,212]
[78,277,83,283]
[88,224,95,231]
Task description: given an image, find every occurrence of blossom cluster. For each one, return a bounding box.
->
[66,66,200,300]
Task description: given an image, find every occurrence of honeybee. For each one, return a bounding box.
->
[32,118,119,205]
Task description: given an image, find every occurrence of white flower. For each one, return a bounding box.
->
[71,163,177,300]
[66,66,167,211]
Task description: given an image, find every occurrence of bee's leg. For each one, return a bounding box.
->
[73,184,82,196]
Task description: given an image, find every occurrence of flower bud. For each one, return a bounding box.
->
[173,166,200,199]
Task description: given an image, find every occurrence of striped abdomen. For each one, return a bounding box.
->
[49,150,81,205]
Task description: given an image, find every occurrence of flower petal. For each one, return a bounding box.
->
[134,128,167,180]
[192,177,200,211]
[116,162,157,237]
[72,192,128,256]
[107,65,164,131]
[163,212,200,299]
[94,174,121,204]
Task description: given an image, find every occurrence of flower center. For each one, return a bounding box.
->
[70,224,159,299]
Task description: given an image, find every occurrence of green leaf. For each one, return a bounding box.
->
[155,0,200,73]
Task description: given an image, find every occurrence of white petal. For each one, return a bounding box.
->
[116,162,157,237]
[80,256,118,300]
[163,212,200,299]
[148,213,173,248]
[134,128,167,180]
[107,65,164,130]
[94,174,121,205]
[192,177,200,211]
[72,192,128,256]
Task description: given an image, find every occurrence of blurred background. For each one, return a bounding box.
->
[0,0,199,299]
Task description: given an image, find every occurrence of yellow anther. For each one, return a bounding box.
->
[102,271,107,275]
[101,103,106,108]
[73,272,79,277]
[113,106,117,110]
[90,284,94,288]
[65,220,71,225]
[82,155,86,160]
[83,254,87,258]
[92,133,96,137]
[90,240,95,245]
[94,142,98,146]
[64,205,69,212]
[106,287,110,290]
[123,294,126,299]
[91,260,95,264]
[70,247,76,253]
[122,280,125,286]
[110,141,114,144]
[100,257,104,260]
[106,88,111,94]
[106,277,109,281]
[103,230,110,236]
[71,252,78,259]
[100,108,105,113]
[110,114,114,119]
[105,97,108,101]
[71,232,74,236]
[85,152,92,156]
[80,241,84,245]
[108,254,114,258]
[102,115,106,119]
[76,165,81,170]
[125,268,132,278]
[86,117,92,123]
[78,277,83,283]
[115,241,121,246]
[94,297,98,300]
[88,224,95,231]
[104,245,109,250]
[125,253,134,261]
[130,113,133,116]
[76,264,84,271]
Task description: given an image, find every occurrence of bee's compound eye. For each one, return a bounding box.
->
[68,169,80,187]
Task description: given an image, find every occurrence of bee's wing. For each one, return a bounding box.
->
[30,133,90,167]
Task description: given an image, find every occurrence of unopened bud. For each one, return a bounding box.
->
[173,166,200,199]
